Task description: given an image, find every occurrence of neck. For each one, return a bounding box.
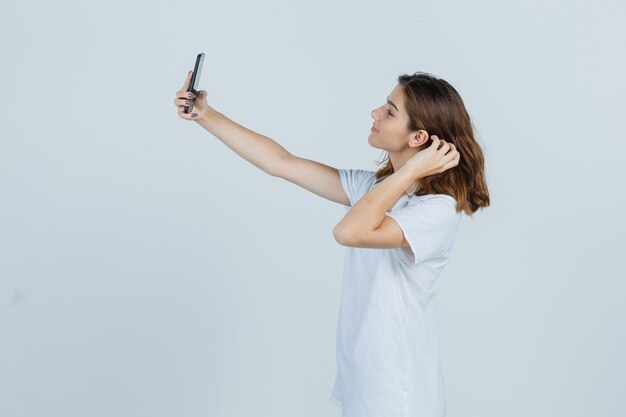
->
[389,153,420,196]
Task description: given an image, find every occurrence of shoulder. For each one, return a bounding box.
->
[391,194,461,227]
[384,194,461,266]
[408,194,458,213]
[337,169,377,206]
[338,168,376,184]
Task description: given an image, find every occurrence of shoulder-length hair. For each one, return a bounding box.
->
[373,72,490,216]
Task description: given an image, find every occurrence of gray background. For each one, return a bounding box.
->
[1,0,625,416]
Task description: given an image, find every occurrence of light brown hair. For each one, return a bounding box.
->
[374,72,490,216]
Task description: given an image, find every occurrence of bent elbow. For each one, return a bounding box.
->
[333,227,355,246]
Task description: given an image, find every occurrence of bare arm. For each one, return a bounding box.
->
[273,154,350,206]
[194,106,349,206]
[195,106,287,176]
[174,75,347,205]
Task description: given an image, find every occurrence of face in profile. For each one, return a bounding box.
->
[369,84,428,153]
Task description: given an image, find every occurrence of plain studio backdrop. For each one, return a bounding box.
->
[1,0,625,416]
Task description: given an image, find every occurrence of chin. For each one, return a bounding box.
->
[368,138,387,152]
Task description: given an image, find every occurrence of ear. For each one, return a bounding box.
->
[409,130,430,148]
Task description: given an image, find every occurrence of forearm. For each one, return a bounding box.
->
[195,106,289,175]
[334,163,420,236]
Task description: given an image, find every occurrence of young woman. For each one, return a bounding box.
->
[174,71,490,417]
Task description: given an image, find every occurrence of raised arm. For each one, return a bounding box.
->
[272,153,350,206]
[195,106,287,176]
[174,74,349,206]
[196,107,348,206]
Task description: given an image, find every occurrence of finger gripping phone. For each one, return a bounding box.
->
[184,53,205,114]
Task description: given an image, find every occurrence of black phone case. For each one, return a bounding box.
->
[184,53,205,114]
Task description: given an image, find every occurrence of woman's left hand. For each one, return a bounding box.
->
[407,135,460,178]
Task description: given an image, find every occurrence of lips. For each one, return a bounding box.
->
[371,125,379,132]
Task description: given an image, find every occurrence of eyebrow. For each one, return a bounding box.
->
[386,96,399,112]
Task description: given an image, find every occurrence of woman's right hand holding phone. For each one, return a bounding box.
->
[174,70,210,122]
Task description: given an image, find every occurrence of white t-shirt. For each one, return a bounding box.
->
[329,168,463,417]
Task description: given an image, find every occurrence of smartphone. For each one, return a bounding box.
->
[184,53,205,114]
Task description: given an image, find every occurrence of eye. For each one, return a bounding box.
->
[387,109,393,117]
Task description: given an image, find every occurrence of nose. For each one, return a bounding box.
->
[371,108,378,120]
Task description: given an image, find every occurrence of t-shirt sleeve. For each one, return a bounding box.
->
[385,196,461,266]
[337,169,376,209]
